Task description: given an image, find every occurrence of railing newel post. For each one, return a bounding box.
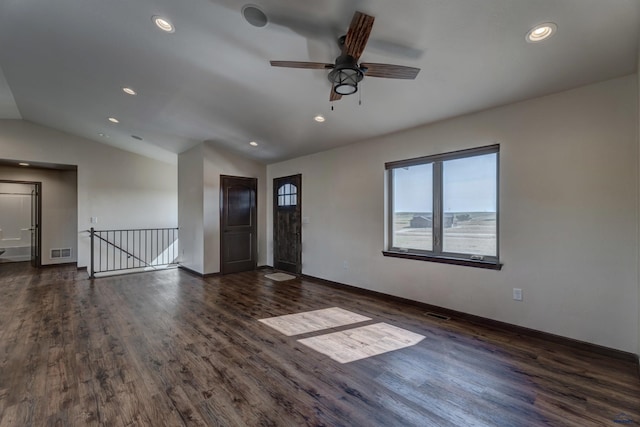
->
[90,227,95,279]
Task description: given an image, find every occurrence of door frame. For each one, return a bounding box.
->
[219,175,258,275]
[0,179,42,267]
[273,174,302,274]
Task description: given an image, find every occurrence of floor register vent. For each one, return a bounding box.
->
[425,312,450,321]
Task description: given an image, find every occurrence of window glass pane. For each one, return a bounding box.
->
[392,164,433,251]
[278,195,285,206]
[278,186,285,196]
[290,184,297,195]
[442,153,497,256]
[291,194,297,205]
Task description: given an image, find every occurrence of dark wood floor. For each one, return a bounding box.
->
[0,263,639,426]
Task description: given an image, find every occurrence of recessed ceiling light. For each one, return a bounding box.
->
[18,162,29,167]
[153,16,175,33]
[526,23,557,42]
[108,117,119,123]
[314,115,326,123]
[249,141,258,146]
[122,87,137,95]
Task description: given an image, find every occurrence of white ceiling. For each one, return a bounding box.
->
[0,0,637,164]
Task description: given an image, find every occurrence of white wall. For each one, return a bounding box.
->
[178,144,204,273]
[178,141,267,275]
[267,75,638,353]
[0,167,77,264]
[637,46,640,360]
[0,120,178,268]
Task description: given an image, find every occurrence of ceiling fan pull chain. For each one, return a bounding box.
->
[359,85,362,106]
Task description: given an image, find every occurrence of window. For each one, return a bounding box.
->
[277,183,297,207]
[384,145,501,269]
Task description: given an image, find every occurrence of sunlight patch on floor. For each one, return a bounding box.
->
[259,307,371,336]
[298,322,425,364]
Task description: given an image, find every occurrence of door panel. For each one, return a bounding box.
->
[273,174,301,274]
[220,176,257,274]
[227,186,252,226]
[30,183,41,267]
[225,232,253,262]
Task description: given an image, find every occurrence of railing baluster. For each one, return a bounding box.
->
[135,230,138,268]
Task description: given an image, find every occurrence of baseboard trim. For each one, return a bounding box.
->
[179,265,273,277]
[301,274,638,364]
[40,262,78,269]
[178,265,221,278]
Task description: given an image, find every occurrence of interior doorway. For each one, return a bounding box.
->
[220,175,258,274]
[273,174,301,274]
[0,180,41,266]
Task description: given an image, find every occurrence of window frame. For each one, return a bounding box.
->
[277,183,298,208]
[383,144,502,270]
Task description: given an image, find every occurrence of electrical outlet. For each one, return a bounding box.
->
[513,288,523,301]
[343,261,349,269]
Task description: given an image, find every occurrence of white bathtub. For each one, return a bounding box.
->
[0,245,31,262]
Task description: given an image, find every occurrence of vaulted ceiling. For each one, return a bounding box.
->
[0,0,638,164]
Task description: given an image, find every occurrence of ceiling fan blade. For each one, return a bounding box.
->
[360,63,420,79]
[270,61,334,70]
[344,11,375,61]
[330,85,342,101]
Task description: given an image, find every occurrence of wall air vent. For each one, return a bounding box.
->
[51,248,72,259]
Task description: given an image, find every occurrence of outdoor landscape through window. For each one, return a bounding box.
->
[388,146,498,262]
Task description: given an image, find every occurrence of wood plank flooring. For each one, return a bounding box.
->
[0,262,639,426]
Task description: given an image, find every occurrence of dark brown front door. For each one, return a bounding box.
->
[220,175,257,274]
[273,174,301,274]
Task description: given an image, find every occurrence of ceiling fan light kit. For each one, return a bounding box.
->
[328,55,364,95]
[270,11,420,101]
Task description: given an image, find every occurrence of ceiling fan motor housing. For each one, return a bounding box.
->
[328,54,364,95]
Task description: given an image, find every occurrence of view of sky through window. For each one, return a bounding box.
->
[393,154,496,213]
[393,163,432,213]
[443,153,497,213]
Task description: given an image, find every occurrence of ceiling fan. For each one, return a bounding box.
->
[270,11,420,101]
